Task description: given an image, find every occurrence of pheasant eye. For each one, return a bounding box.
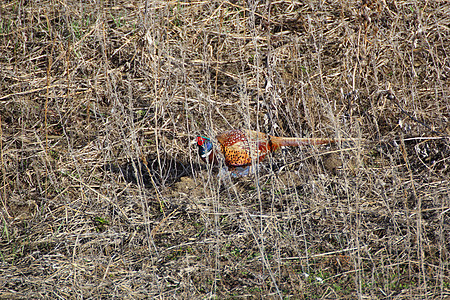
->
[196,136,204,145]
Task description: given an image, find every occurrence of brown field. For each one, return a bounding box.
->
[1,0,450,298]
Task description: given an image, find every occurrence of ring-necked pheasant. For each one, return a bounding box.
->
[196,129,348,169]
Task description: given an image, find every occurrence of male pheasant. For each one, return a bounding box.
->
[196,129,346,168]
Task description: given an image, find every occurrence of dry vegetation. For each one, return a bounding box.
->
[1,0,450,298]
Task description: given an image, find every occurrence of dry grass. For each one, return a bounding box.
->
[1,0,450,298]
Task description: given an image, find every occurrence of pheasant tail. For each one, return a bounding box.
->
[269,136,339,149]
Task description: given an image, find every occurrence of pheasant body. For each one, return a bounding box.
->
[197,129,342,168]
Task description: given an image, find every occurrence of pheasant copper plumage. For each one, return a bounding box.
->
[196,129,344,168]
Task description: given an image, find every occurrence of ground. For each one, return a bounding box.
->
[1,0,450,299]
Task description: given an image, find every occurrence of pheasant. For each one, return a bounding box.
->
[196,129,348,169]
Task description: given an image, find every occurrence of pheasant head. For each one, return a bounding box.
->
[196,135,216,164]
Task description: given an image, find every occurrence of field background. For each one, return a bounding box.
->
[1,0,450,298]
